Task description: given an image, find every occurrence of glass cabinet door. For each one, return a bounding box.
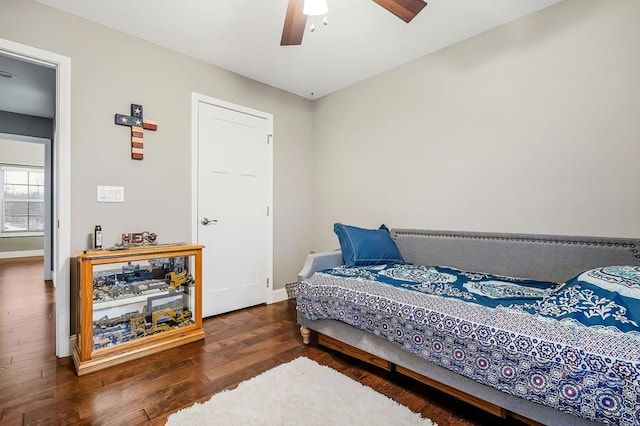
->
[91,255,195,351]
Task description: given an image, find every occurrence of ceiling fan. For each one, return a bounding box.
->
[281,0,428,46]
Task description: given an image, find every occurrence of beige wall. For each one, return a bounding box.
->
[0,138,44,166]
[0,139,45,253]
[0,0,315,290]
[2,0,638,286]
[313,0,640,250]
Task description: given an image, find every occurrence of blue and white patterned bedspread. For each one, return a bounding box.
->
[321,264,559,307]
[297,264,640,425]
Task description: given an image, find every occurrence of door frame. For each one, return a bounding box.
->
[191,92,274,305]
[0,38,72,357]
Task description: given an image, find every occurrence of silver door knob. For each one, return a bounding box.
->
[201,217,217,225]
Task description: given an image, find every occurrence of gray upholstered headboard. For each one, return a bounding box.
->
[391,228,640,283]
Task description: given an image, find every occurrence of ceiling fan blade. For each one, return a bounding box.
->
[372,0,427,23]
[281,0,307,46]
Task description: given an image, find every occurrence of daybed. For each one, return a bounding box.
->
[297,227,640,425]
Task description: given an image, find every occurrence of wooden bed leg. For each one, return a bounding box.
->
[300,326,311,344]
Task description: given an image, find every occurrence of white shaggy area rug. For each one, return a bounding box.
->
[166,357,436,425]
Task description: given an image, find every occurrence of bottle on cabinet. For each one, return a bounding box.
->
[94,225,102,249]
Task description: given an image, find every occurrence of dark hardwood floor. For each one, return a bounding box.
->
[0,258,526,425]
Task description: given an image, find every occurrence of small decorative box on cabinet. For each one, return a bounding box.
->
[72,244,205,375]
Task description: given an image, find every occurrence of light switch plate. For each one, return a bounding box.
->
[97,185,125,203]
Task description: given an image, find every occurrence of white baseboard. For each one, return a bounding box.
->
[66,335,76,358]
[270,288,290,304]
[0,249,44,259]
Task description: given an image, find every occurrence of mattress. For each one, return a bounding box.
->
[298,263,640,425]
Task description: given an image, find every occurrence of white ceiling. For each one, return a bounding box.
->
[32,0,563,101]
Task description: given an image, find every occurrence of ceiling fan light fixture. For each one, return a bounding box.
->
[281,0,427,46]
[303,0,328,17]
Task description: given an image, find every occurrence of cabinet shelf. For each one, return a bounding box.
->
[72,244,204,375]
[93,293,152,310]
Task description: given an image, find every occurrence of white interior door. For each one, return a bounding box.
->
[197,100,271,318]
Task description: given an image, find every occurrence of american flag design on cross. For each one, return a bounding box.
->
[115,103,158,160]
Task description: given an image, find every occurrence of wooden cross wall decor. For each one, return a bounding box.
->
[114,103,158,160]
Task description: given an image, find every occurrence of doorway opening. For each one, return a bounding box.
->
[0,37,71,357]
[0,135,51,271]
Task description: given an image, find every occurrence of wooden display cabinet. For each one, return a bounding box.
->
[72,244,205,375]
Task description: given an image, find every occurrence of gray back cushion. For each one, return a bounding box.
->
[391,228,640,283]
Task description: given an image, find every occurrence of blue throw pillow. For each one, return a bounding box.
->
[333,223,405,267]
